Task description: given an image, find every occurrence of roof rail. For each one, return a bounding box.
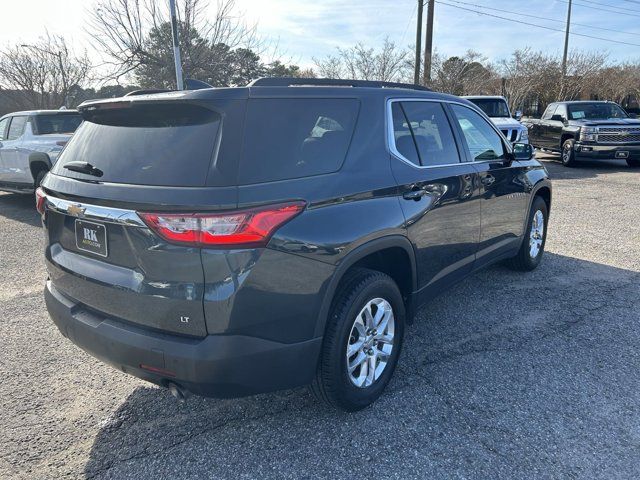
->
[248,77,431,92]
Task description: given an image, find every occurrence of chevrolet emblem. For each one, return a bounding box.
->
[67,204,86,217]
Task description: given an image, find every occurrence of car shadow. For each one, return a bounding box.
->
[83,252,640,479]
[535,152,635,179]
[0,192,41,228]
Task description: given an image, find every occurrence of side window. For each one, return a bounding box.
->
[7,116,27,141]
[391,102,420,165]
[555,104,568,121]
[542,104,558,120]
[391,101,460,167]
[451,105,506,161]
[0,117,9,141]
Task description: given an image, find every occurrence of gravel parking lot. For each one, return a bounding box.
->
[1,155,639,479]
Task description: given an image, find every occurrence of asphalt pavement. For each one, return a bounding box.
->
[1,155,639,479]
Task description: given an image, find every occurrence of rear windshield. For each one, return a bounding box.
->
[34,114,82,135]
[238,98,359,184]
[52,103,220,187]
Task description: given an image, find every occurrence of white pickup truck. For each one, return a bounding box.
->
[464,96,528,144]
[0,110,82,193]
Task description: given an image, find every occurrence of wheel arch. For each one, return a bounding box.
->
[29,152,52,185]
[560,132,575,149]
[313,235,417,337]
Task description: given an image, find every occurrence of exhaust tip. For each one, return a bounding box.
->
[167,382,188,402]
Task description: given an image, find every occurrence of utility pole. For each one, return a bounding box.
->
[169,0,184,90]
[560,0,572,98]
[414,1,424,85]
[423,0,435,86]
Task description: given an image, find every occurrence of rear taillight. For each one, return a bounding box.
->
[138,201,306,248]
[35,187,46,215]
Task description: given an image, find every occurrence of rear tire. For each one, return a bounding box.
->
[627,158,640,168]
[561,139,577,167]
[506,196,548,272]
[311,268,405,411]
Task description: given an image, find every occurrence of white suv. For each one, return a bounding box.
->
[0,110,82,193]
[464,96,528,144]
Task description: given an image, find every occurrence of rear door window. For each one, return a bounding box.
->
[34,114,83,134]
[238,98,360,184]
[7,116,27,140]
[52,103,221,187]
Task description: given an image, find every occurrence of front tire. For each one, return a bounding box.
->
[506,196,548,271]
[561,139,577,167]
[311,268,405,411]
[627,158,640,168]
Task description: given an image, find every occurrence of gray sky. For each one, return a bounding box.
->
[2,0,639,73]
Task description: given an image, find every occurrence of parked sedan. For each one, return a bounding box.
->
[0,110,82,193]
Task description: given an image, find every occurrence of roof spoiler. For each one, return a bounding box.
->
[124,79,214,97]
[248,77,431,92]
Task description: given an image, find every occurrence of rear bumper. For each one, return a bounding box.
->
[575,143,640,160]
[45,281,322,398]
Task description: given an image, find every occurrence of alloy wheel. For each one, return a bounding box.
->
[529,210,545,258]
[346,298,395,388]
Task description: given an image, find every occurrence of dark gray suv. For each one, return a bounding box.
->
[38,78,551,411]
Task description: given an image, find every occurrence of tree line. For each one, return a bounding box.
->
[1,0,639,116]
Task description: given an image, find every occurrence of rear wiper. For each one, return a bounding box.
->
[63,161,103,178]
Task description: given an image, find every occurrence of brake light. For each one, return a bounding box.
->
[138,201,306,247]
[35,187,46,215]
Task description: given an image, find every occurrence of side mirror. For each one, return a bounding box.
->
[629,113,638,119]
[550,114,565,122]
[512,142,534,161]
[513,110,523,121]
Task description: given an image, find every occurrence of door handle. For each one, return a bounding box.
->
[402,187,427,201]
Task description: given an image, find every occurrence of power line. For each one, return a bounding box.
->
[557,0,640,18]
[572,0,640,14]
[444,0,640,37]
[435,0,640,47]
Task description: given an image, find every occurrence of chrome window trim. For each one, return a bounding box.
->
[385,97,512,170]
[44,195,146,228]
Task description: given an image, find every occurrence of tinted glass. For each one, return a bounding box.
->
[0,118,8,140]
[468,99,510,118]
[52,103,221,187]
[391,102,420,165]
[568,103,628,120]
[451,105,506,161]
[239,98,359,184]
[399,102,460,166]
[542,104,557,120]
[34,114,82,134]
[7,116,27,140]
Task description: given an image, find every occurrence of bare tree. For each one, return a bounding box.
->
[87,0,260,82]
[430,50,499,95]
[314,38,412,82]
[0,34,91,109]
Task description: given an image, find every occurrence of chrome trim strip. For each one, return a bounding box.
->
[385,97,513,170]
[44,195,146,227]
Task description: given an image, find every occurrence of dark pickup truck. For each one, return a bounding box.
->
[523,101,640,167]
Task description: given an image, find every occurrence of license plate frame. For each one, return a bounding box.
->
[75,219,108,257]
[615,151,630,159]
